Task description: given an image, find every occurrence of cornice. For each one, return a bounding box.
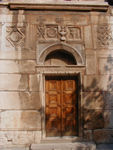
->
[0,1,109,11]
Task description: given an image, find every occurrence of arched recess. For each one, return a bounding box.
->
[39,43,84,65]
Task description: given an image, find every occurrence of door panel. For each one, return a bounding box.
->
[45,76,78,137]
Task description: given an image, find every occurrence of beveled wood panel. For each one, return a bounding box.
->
[45,76,78,137]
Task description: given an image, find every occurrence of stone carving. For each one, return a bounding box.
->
[58,25,67,41]
[46,26,58,39]
[68,27,81,40]
[6,26,25,47]
[37,24,81,42]
[37,16,82,42]
[97,25,113,47]
[37,23,46,39]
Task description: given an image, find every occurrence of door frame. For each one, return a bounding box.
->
[36,66,85,142]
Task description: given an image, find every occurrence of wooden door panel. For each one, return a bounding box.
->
[45,76,78,137]
[62,107,77,136]
[46,107,61,136]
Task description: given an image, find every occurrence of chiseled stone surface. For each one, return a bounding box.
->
[0,74,28,91]
[0,111,41,130]
[0,146,29,150]
[0,60,36,73]
[31,143,96,150]
[94,129,113,144]
[0,131,41,145]
[0,92,41,109]
[97,144,113,150]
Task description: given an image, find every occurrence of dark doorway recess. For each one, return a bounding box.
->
[45,50,77,65]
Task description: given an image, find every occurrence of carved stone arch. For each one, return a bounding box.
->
[39,43,84,65]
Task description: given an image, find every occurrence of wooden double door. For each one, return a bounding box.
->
[45,76,78,137]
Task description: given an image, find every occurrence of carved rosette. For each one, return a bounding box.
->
[6,26,25,47]
[97,25,113,47]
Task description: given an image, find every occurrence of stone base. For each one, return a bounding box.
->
[97,144,113,150]
[0,145,29,150]
[31,143,96,150]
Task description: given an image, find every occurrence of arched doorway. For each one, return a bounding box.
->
[37,43,85,139]
[44,49,79,137]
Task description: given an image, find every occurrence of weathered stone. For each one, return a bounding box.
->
[98,57,113,75]
[0,92,41,109]
[104,110,113,128]
[0,146,29,150]
[31,143,96,150]
[0,48,36,60]
[83,109,105,130]
[84,26,93,49]
[82,92,105,109]
[86,55,96,74]
[0,111,41,130]
[0,60,36,73]
[0,131,41,145]
[97,144,113,150]
[82,92,113,110]
[94,129,113,144]
[0,74,28,91]
[83,75,113,92]
[29,74,42,92]
[83,130,93,141]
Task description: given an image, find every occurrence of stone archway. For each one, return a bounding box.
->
[39,43,84,65]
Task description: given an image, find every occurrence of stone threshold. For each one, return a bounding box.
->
[31,142,96,150]
[0,145,29,150]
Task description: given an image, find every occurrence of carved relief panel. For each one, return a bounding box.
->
[6,25,25,47]
[97,25,113,47]
[37,16,82,43]
[36,16,85,65]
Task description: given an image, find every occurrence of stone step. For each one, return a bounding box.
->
[31,142,96,150]
[0,145,29,150]
[97,144,113,150]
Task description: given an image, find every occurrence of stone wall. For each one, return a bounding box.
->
[0,0,112,148]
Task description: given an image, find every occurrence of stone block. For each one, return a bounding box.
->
[0,74,28,91]
[84,26,93,49]
[0,92,41,110]
[86,55,96,74]
[84,109,113,130]
[82,92,104,109]
[31,143,96,150]
[0,48,36,60]
[97,144,113,150]
[0,131,41,145]
[0,60,36,73]
[83,75,113,92]
[90,12,99,25]
[83,130,93,141]
[0,111,41,130]
[0,146,29,150]
[103,92,113,109]
[94,129,113,144]
[98,57,113,75]
[104,110,113,128]
[29,74,42,92]
[82,92,113,110]
[83,109,104,130]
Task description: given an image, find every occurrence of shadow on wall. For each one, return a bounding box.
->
[82,53,113,143]
[106,0,113,5]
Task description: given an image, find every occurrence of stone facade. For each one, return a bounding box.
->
[0,0,113,149]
